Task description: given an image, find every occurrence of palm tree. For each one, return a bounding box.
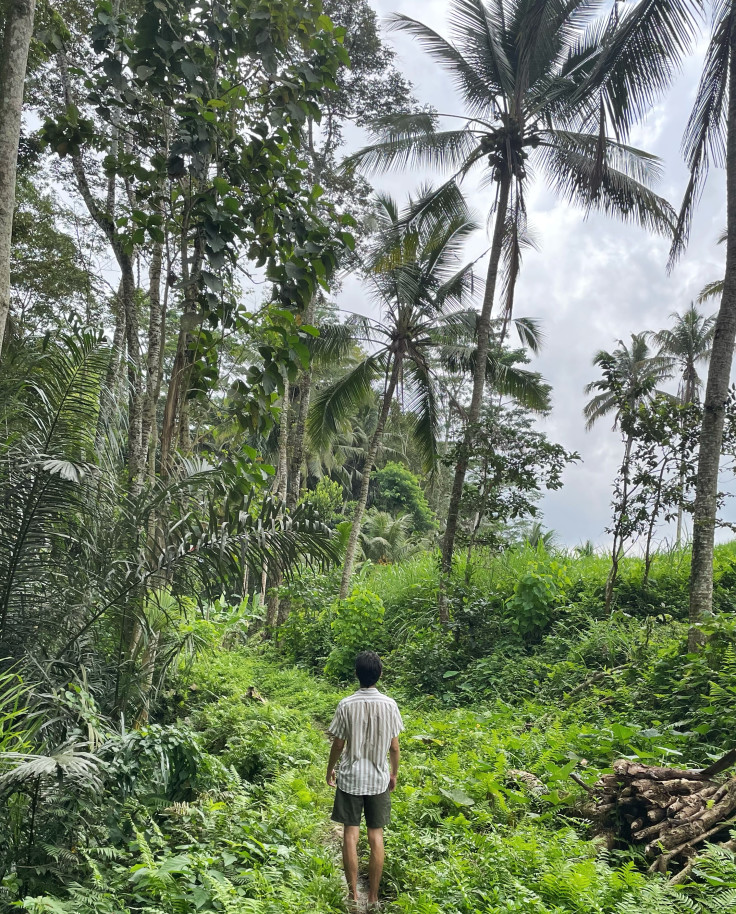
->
[584,334,673,431]
[617,0,736,642]
[652,305,716,406]
[584,334,672,610]
[360,511,414,564]
[309,187,548,599]
[346,0,675,593]
[651,304,716,544]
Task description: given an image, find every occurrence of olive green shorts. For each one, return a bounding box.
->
[331,786,391,829]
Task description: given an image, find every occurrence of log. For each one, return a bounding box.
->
[573,750,736,873]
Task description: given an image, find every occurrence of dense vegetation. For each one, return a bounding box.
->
[1,0,736,910]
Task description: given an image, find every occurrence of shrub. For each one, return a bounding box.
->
[324,587,385,681]
[506,560,571,639]
[369,462,436,532]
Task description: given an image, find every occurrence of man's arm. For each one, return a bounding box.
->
[327,737,345,787]
[389,736,400,791]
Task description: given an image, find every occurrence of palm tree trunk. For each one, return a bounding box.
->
[438,173,511,620]
[339,357,401,600]
[0,0,36,356]
[286,366,312,510]
[286,295,316,510]
[688,41,736,651]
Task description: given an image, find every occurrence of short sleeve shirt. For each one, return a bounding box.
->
[328,687,404,796]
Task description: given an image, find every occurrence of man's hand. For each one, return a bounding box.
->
[326,737,344,789]
[389,774,397,792]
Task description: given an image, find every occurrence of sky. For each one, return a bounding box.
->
[339,0,729,548]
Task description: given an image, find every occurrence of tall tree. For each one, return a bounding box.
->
[0,0,37,353]
[310,188,478,599]
[652,304,715,544]
[310,187,548,599]
[584,334,672,430]
[622,0,736,643]
[346,0,676,600]
[584,334,672,609]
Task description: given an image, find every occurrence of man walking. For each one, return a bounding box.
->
[326,651,403,911]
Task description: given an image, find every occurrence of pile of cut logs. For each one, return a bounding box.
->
[576,749,736,879]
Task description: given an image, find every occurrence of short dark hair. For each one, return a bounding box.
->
[355,651,382,688]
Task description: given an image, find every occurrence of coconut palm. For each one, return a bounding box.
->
[616,0,736,640]
[308,187,549,599]
[584,334,673,610]
[584,334,673,431]
[360,511,414,564]
[652,305,715,407]
[345,0,676,591]
[651,304,716,545]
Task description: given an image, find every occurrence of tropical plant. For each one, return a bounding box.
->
[652,304,715,407]
[627,0,736,642]
[0,333,340,716]
[369,461,436,533]
[584,334,673,431]
[346,0,676,600]
[585,335,675,610]
[309,188,547,599]
[360,510,414,564]
[652,305,716,544]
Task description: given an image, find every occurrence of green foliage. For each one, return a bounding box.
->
[506,558,572,638]
[324,587,385,680]
[370,462,436,532]
[300,478,348,528]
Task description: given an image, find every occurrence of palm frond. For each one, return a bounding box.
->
[388,10,509,114]
[697,279,724,304]
[307,353,387,453]
[344,115,483,177]
[669,2,733,266]
[539,129,675,235]
[574,0,701,139]
[403,356,442,475]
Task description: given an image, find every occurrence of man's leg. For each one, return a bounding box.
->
[342,825,360,901]
[367,827,385,904]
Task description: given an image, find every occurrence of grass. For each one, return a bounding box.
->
[177,649,736,914]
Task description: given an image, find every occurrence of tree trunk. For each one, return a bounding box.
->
[605,432,634,612]
[0,0,36,355]
[688,41,736,651]
[96,281,126,446]
[141,241,164,474]
[287,296,317,510]
[159,313,192,477]
[275,376,290,501]
[265,377,291,635]
[438,173,511,620]
[339,357,400,600]
[121,257,144,490]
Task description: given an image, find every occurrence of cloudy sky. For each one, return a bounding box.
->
[340,0,728,548]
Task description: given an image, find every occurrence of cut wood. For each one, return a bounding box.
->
[573,748,736,873]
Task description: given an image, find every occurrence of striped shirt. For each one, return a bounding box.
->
[328,687,404,796]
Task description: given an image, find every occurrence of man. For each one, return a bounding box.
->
[326,650,403,912]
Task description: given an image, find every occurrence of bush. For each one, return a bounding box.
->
[506,560,571,639]
[369,462,436,532]
[324,587,386,681]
